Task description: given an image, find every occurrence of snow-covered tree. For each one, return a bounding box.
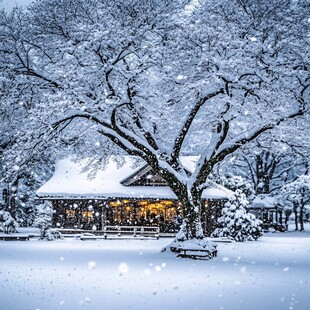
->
[212,173,255,200]
[0,19,55,225]
[282,175,310,231]
[1,144,54,226]
[235,147,308,194]
[0,0,309,245]
[212,190,263,241]
[10,159,54,226]
[213,145,309,196]
[0,209,18,234]
[33,202,54,240]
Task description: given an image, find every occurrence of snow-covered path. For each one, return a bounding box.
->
[1,232,310,310]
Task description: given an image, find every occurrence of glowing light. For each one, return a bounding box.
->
[88,261,96,270]
[118,263,129,273]
[110,200,122,207]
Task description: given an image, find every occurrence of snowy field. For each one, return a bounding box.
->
[1,231,310,310]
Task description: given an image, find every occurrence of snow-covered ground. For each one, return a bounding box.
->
[1,230,310,310]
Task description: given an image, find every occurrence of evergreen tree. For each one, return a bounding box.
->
[213,190,263,241]
[33,202,54,240]
[0,209,18,234]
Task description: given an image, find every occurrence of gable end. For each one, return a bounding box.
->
[120,165,168,186]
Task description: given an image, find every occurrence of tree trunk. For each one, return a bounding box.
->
[300,204,304,232]
[299,189,305,232]
[284,210,291,231]
[293,203,299,231]
[177,190,204,240]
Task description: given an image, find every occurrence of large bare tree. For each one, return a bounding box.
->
[0,0,309,241]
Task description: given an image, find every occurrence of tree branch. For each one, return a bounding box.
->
[171,88,225,160]
[193,108,304,188]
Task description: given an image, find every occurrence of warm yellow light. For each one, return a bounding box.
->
[161,200,173,205]
[139,201,148,205]
[122,200,129,203]
[66,210,75,218]
[110,201,122,207]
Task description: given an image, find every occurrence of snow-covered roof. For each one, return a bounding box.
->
[250,194,279,209]
[36,156,234,200]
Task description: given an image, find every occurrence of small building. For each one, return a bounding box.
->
[248,194,285,231]
[36,156,234,235]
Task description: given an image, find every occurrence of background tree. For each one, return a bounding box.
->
[0,6,55,224]
[212,141,309,230]
[213,145,308,196]
[0,66,54,226]
[281,175,310,231]
[0,0,309,244]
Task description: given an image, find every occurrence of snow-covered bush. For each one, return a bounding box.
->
[33,202,54,240]
[212,190,263,242]
[0,209,18,234]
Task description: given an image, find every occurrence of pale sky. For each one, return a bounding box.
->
[0,0,34,11]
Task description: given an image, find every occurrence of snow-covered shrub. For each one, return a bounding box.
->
[33,202,54,240]
[212,190,262,241]
[0,210,18,234]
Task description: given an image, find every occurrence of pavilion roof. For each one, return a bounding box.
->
[36,156,234,200]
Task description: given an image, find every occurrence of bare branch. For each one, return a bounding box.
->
[171,88,225,160]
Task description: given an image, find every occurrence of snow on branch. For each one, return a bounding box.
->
[214,109,305,161]
[171,88,225,160]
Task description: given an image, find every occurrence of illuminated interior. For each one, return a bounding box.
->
[65,209,94,223]
[66,209,75,218]
[82,211,94,219]
[54,197,224,235]
[108,199,181,226]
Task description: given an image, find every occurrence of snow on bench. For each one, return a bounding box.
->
[0,234,30,241]
[170,247,218,260]
[209,237,232,243]
[167,239,218,260]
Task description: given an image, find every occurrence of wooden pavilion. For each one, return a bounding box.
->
[36,156,234,235]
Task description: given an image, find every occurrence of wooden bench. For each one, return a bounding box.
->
[170,246,218,260]
[79,233,106,241]
[103,225,160,239]
[0,234,30,241]
[262,223,286,232]
[56,226,160,240]
[56,228,93,235]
